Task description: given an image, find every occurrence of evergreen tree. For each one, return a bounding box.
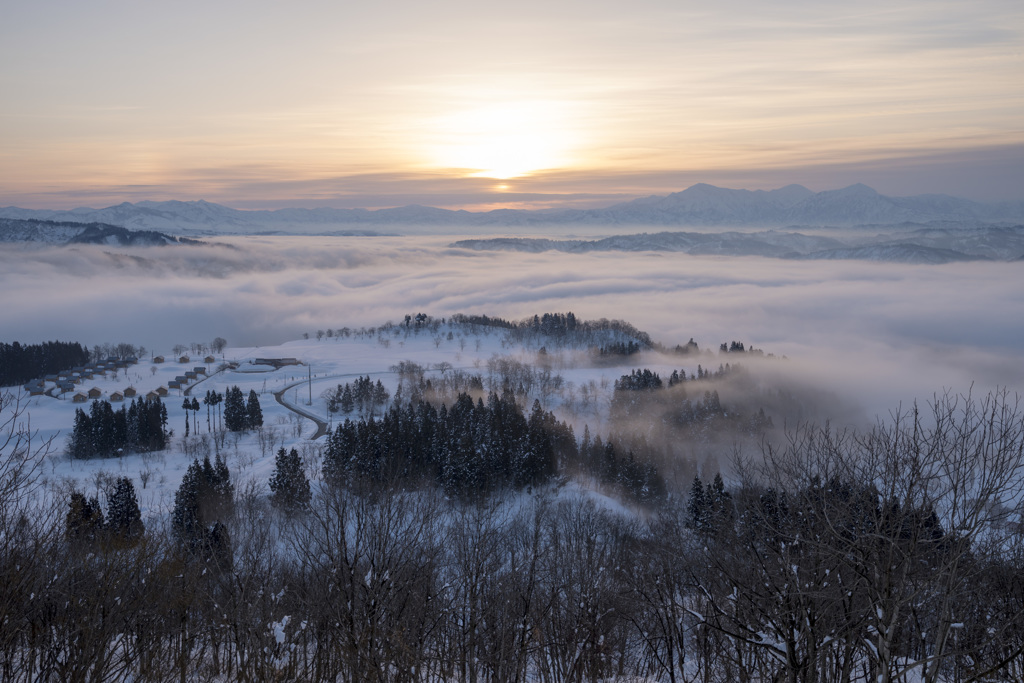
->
[269,446,312,514]
[203,390,214,432]
[172,460,205,548]
[182,398,191,437]
[172,456,234,552]
[686,475,709,532]
[224,386,247,431]
[340,384,354,413]
[66,491,104,543]
[70,408,93,459]
[106,477,144,543]
[246,389,263,429]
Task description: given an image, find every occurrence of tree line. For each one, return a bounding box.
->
[68,397,168,459]
[0,340,89,387]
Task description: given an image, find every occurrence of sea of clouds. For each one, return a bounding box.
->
[3,234,1022,422]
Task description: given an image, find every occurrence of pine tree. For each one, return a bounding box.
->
[340,384,354,413]
[172,456,234,552]
[66,491,105,543]
[686,475,709,532]
[269,446,312,514]
[172,460,205,547]
[246,389,263,429]
[212,454,234,517]
[70,408,93,459]
[107,477,144,543]
[182,398,191,437]
[224,386,246,432]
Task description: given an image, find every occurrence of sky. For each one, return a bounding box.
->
[1,0,1022,210]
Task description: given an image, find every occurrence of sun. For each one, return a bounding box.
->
[426,101,577,179]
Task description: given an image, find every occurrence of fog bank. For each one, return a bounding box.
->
[2,235,1021,420]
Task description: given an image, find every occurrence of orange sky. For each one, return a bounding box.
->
[1,0,1022,208]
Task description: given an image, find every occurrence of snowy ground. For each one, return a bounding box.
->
[16,321,716,525]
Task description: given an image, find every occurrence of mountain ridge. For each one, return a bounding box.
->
[2,183,1023,234]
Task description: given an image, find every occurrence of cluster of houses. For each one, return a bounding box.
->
[23,356,139,398]
[22,353,218,404]
[167,365,209,391]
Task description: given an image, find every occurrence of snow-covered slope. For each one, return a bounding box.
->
[0,218,199,246]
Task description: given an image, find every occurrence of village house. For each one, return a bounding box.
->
[87,387,103,399]
[110,391,124,402]
[124,387,137,397]
[72,392,88,403]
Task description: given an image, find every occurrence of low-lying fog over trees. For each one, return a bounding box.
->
[1,235,1022,415]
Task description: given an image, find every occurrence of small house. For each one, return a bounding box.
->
[124,387,137,397]
[194,366,207,375]
[110,391,124,402]
[87,387,102,399]
[155,386,168,397]
[178,355,190,364]
[72,392,88,403]
[168,380,181,389]
[204,355,215,364]
[185,370,197,380]
[145,390,160,401]
[153,356,165,364]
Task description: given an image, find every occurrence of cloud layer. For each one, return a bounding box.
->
[3,236,1022,420]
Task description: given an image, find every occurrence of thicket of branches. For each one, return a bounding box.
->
[2,389,1024,681]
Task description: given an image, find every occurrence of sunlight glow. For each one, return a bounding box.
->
[426,101,578,179]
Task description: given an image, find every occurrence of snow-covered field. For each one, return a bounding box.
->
[19,321,714,524]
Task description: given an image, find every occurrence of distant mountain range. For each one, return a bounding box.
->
[2,183,1023,234]
[453,225,1024,264]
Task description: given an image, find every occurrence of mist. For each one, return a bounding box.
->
[3,234,1022,421]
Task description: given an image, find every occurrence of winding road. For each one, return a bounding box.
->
[274,379,331,440]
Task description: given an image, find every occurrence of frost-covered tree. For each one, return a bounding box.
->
[269,446,311,514]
